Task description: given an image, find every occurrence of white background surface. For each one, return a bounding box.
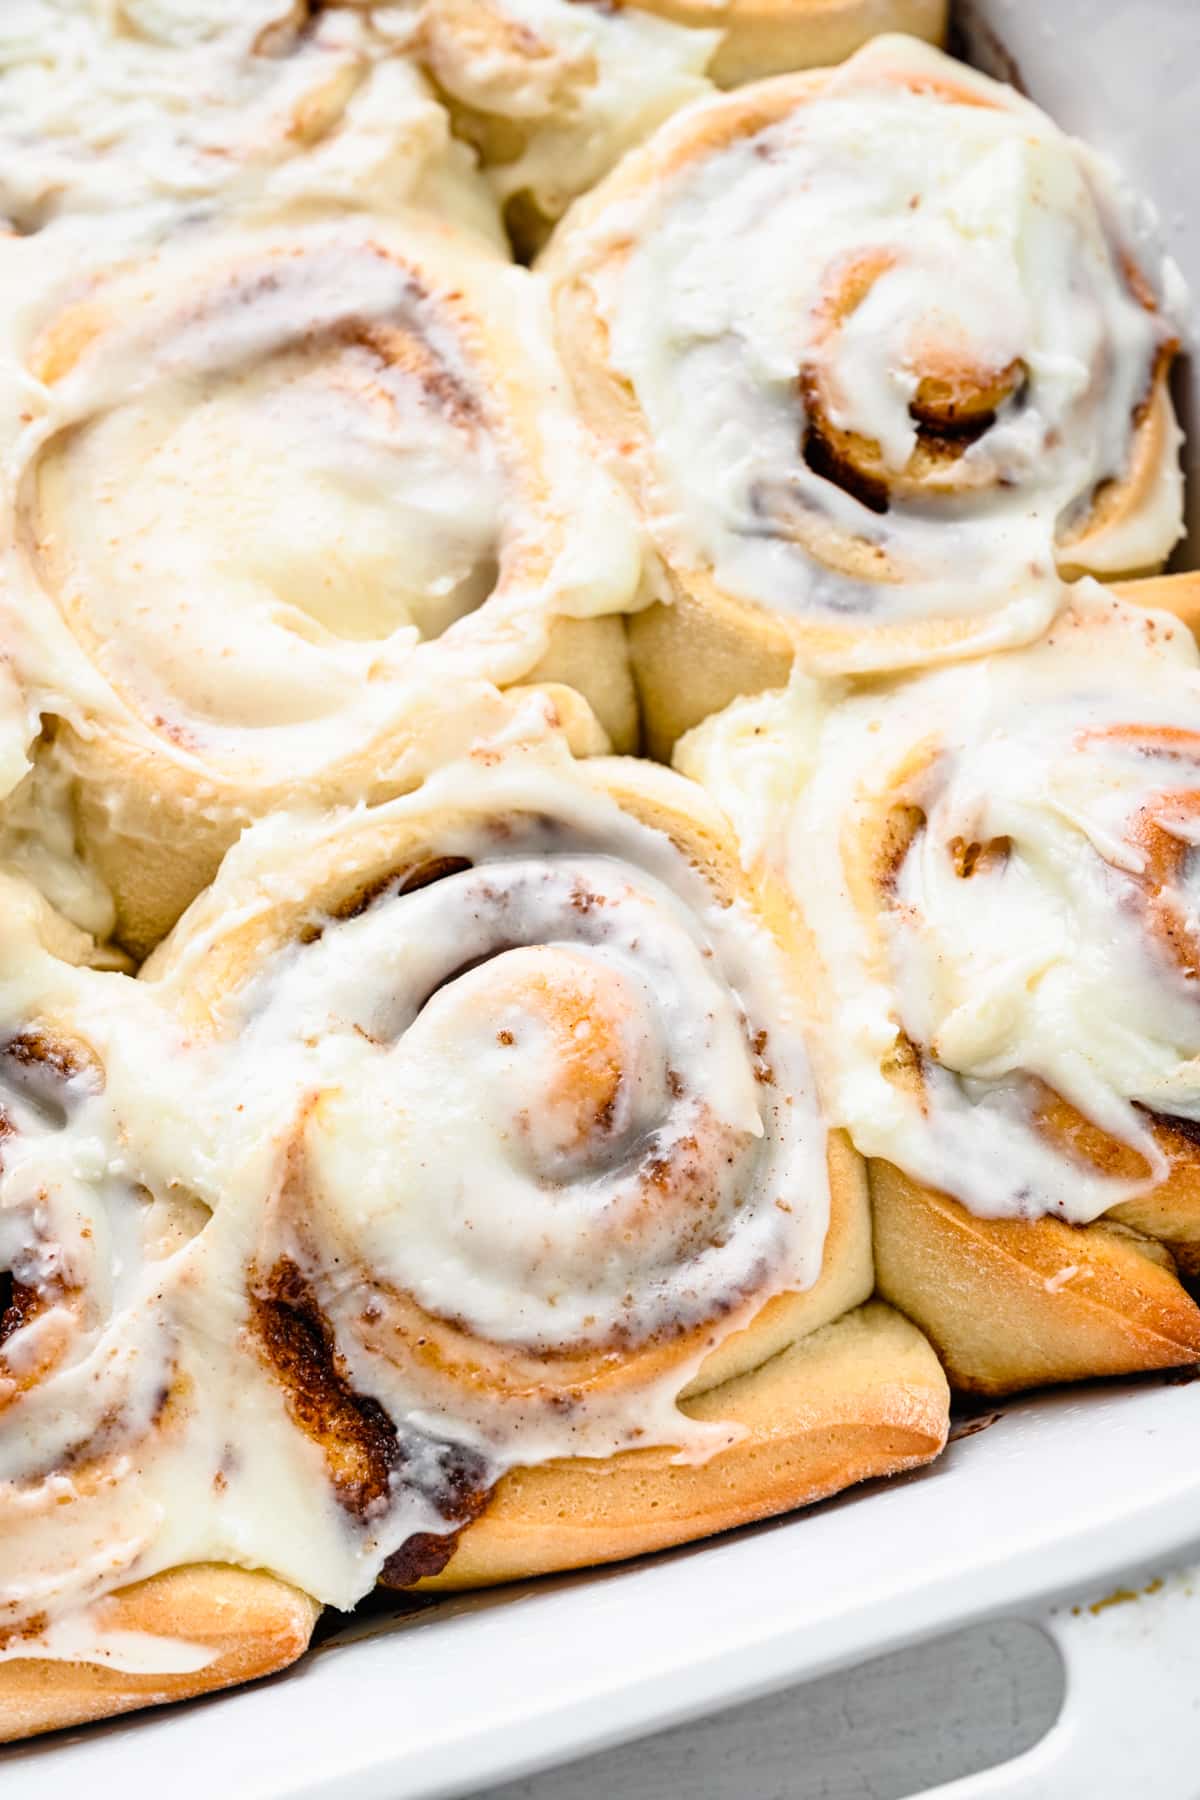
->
[474,1620,1062,1800]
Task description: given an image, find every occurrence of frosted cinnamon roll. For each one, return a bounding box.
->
[545,34,1186,753]
[0,875,319,1740]
[134,734,945,1598]
[0,0,501,243]
[679,583,1200,1394]
[4,214,642,957]
[0,710,946,1740]
[405,0,945,247]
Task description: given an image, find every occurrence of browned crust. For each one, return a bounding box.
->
[0,1566,320,1745]
[871,1159,1200,1396]
[419,1300,949,1588]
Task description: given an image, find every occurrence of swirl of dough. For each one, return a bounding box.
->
[679,586,1200,1392]
[810,608,1200,1226]
[0,0,501,241]
[0,723,946,1720]
[4,214,641,954]
[0,870,390,1662]
[140,740,874,1586]
[545,34,1185,750]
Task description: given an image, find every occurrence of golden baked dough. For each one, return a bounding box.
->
[0,9,1194,1750]
[0,1568,319,1745]
[646,0,948,85]
[0,710,951,1743]
[424,1302,949,1587]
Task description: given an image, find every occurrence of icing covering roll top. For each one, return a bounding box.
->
[0,886,150,1429]
[0,880,216,1643]
[0,726,842,1645]
[0,1024,107,1407]
[547,34,1185,673]
[0,217,642,954]
[681,593,1200,1226]
[151,752,834,1485]
[13,216,639,772]
[0,0,502,240]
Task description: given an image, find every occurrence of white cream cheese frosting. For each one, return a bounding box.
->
[680,590,1200,1222]
[0,213,642,788]
[0,0,502,243]
[571,35,1185,662]
[0,721,831,1657]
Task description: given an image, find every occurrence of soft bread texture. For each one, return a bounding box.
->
[676,591,1200,1398]
[422,1300,949,1586]
[625,374,1185,764]
[1,18,1187,1754]
[632,460,1195,764]
[0,1567,319,1745]
[850,609,1200,1395]
[631,586,796,760]
[523,616,640,754]
[872,1161,1200,1396]
[132,748,943,1621]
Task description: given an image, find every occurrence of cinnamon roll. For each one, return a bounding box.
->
[4,213,642,957]
[0,0,501,244]
[679,584,1200,1394]
[544,34,1186,753]
[132,734,945,1596]
[0,875,319,1740]
[0,721,948,1739]
[403,0,946,247]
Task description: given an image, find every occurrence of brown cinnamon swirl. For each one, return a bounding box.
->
[134,733,946,1592]
[0,876,319,1740]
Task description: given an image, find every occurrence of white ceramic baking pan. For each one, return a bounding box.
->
[5,3,1200,1795]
